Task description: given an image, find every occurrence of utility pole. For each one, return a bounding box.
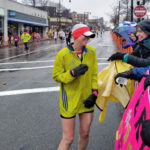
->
[131,0,133,21]
[142,0,145,20]
[137,1,141,22]
[118,1,120,25]
[59,0,61,29]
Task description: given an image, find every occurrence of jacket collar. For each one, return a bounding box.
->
[67,44,88,53]
[144,37,150,44]
[142,38,150,49]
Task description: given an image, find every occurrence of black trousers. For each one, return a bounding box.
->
[15,41,18,47]
[24,42,29,51]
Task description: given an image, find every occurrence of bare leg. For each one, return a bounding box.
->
[58,117,75,150]
[78,112,94,150]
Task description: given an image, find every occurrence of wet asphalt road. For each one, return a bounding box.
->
[0,32,124,150]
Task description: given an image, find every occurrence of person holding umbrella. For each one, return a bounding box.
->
[108,20,150,87]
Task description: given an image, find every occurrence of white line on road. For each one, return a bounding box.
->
[0,58,107,65]
[0,87,60,96]
[98,44,112,47]
[0,62,109,72]
[98,63,109,65]
[97,58,108,60]
[0,44,61,62]
[0,60,55,65]
[0,65,53,71]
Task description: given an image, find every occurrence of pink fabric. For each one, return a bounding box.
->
[13,35,20,42]
[115,75,150,150]
[72,26,90,39]
[92,91,98,96]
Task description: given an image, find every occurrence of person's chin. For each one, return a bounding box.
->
[84,41,88,45]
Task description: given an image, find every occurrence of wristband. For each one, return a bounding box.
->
[92,91,98,96]
[123,53,129,63]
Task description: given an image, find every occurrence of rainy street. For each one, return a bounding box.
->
[0,32,124,150]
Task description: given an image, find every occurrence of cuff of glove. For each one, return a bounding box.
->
[92,91,98,96]
[70,70,75,77]
[123,53,129,63]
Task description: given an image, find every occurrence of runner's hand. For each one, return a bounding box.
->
[107,52,125,61]
[84,94,97,108]
[70,64,88,77]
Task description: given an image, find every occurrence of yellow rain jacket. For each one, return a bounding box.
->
[96,60,135,123]
[21,32,31,43]
[52,45,98,118]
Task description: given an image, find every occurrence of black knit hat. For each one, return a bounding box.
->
[137,19,150,36]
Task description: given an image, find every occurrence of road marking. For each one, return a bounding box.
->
[0,65,53,71]
[98,63,109,65]
[0,44,62,62]
[0,58,107,65]
[97,58,108,60]
[0,60,55,65]
[98,44,112,47]
[0,87,60,96]
[0,62,109,72]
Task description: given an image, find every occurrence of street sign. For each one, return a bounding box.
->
[134,5,147,18]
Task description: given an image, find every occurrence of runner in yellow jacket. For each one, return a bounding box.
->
[21,29,31,51]
[52,23,98,150]
[53,44,98,118]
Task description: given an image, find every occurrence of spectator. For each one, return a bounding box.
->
[13,34,20,48]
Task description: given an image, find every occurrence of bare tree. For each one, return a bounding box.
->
[109,5,120,27]
[21,0,37,7]
[38,0,48,6]
[21,0,49,7]
[120,0,130,21]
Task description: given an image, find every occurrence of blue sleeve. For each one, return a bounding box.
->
[123,42,134,49]
[131,66,150,80]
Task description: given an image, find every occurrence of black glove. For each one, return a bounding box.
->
[141,119,150,147]
[107,52,125,61]
[115,70,135,84]
[144,75,150,90]
[84,94,97,108]
[70,64,88,77]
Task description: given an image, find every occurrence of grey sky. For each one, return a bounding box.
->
[59,0,116,21]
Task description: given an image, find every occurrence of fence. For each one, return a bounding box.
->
[111,30,133,54]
